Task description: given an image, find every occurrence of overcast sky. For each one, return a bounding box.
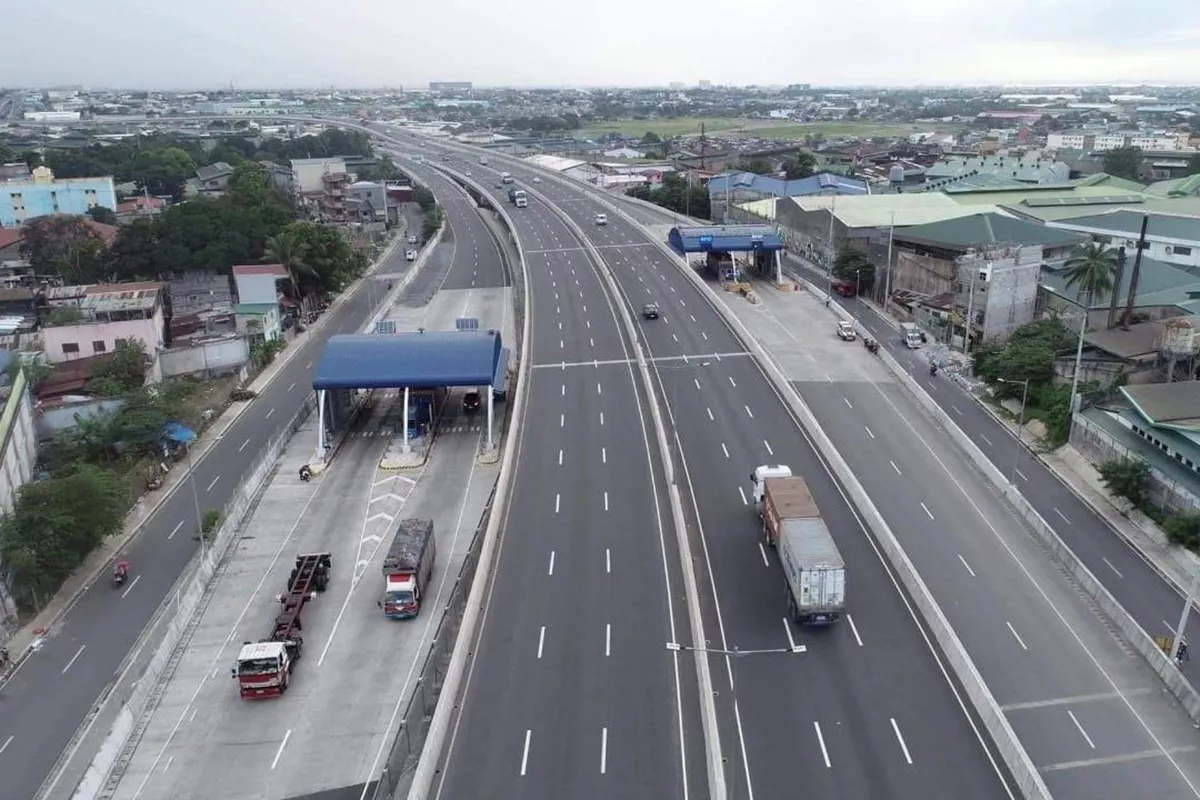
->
[7,0,1200,89]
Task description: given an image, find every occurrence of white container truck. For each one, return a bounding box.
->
[760,471,845,625]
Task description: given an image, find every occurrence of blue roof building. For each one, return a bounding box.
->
[0,166,118,227]
[706,171,869,200]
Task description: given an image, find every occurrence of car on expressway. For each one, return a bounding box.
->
[595,213,608,225]
[407,234,418,244]
[405,249,417,261]
[462,391,481,415]
[836,320,857,341]
[642,302,660,320]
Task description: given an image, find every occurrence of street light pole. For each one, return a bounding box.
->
[185,442,205,551]
[1068,291,1090,415]
[997,377,1030,482]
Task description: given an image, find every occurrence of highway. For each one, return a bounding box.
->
[396,155,706,799]
[420,149,1016,799]
[0,232,420,800]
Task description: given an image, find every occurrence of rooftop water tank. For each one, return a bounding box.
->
[1160,317,1197,358]
[888,165,905,184]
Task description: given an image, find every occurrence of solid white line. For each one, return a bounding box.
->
[520,730,531,776]
[1006,622,1028,650]
[168,520,184,540]
[0,735,12,755]
[120,574,141,598]
[271,729,292,770]
[890,460,902,475]
[537,627,546,659]
[548,551,555,576]
[1102,557,1124,579]
[721,443,730,459]
[957,554,977,577]
[62,645,86,674]
[603,491,609,511]
[763,440,774,456]
[738,486,748,506]
[843,397,853,409]
[600,727,608,774]
[745,404,754,418]
[606,548,611,574]
[758,542,770,567]
[206,475,220,492]
[891,718,914,764]
[1067,710,1096,749]
[1053,507,1071,525]
[846,613,864,647]
[238,438,250,453]
[782,618,798,651]
[864,426,875,439]
[266,407,276,420]
[813,721,832,768]
[920,502,934,520]
[707,407,714,421]
[605,624,611,657]
[555,494,561,514]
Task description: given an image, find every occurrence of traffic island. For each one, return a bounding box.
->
[380,433,432,470]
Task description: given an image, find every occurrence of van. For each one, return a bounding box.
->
[899,322,922,349]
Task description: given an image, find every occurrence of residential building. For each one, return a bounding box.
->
[1047,211,1200,270]
[115,195,166,224]
[1048,131,1192,152]
[233,263,288,305]
[346,180,388,225]
[234,303,282,343]
[291,157,349,194]
[952,246,1044,346]
[258,160,294,196]
[0,167,118,227]
[168,272,234,316]
[195,162,235,194]
[0,359,38,628]
[0,163,31,182]
[921,154,1070,186]
[41,282,167,380]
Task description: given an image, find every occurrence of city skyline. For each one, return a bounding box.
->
[5,0,1200,90]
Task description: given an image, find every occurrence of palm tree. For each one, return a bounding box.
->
[1062,241,1119,310]
[263,230,313,304]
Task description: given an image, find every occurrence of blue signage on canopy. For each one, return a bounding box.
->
[698,235,714,249]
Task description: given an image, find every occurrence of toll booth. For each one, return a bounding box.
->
[668,225,785,283]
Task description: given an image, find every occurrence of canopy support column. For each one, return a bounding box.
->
[317,389,327,458]
[486,387,494,451]
[402,387,411,454]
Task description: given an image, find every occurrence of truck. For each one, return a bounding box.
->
[479,155,488,166]
[750,464,795,516]
[501,172,514,184]
[756,469,845,625]
[381,518,436,619]
[232,552,332,699]
[899,321,923,349]
[508,187,528,208]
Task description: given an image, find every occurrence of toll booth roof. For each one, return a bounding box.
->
[312,331,502,391]
[669,225,784,253]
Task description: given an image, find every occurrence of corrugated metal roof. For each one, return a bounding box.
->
[1049,210,1200,244]
[895,213,1087,250]
[233,264,289,277]
[669,225,783,253]
[1122,382,1200,429]
[312,331,503,391]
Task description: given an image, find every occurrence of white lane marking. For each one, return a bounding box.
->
[763,440,774,456]
[844,397,853,409]
[271,729,292,770]
[560,340,564,350]
[606,548,611,574]
[238,438,250,453]
[721,443,730,459]
[1067,710,1097,749]
[600,727,609,774]
[957,554,977,577]
[548,552,555,576]
[1006,622,1028,651]
[555,494,561,514]
[891,718,914,764]
[729,376,737,387]
[561,384,566,397]
[1015,468,1028,482]
[707,407,714,421]
[605,624,611,657]
[603,491,609,511]
[597,382,602,395]
[62,645,86,674]
[266,407,276,420]
[1101,558,1124,579]
[287,382,296,392]
[738,486,748,506]
[558,449,564,466]
[599,411,605,426]
[979,433,994,447]
[702,332,709,341]
[890,460,902,475]
[305,361,312,369]
[846,613,864,646]
[520,730,532,776]
[560,414,565,427]
[121,574,141,598]
[920,502,934,520]
[168,520,185,540]
[744,404,754,418]
[1053,508,1071,525]
[782,618,798,651]
[814,722,832,768]
[602,447,607,464]
[673,333,680,344]
[758,542,770,567]
[693,377,701,390]
[0,735,12,755]
[537,627,546,659]
[864,426,875,439]
[950,404,963,416]
[206,475,220,492]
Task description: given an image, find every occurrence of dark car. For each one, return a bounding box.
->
[642,303,660,320]
[462,391,482,414]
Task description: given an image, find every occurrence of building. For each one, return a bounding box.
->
[1047,210,1200,270]
[115,196,166,224]
[921,154,1070,186]
[22,111,81,123]
[258,160,294,196]
[168,272,234,317]
[41,282,167,380]
[429,82,472,92]
[0,359,38,628]
[1048,131,1191,152]
[346,181,388,226]
[708,171,869,223]
[233,263,289,305]
[0,166,118,227]
[234,303,282,344]
[195,162,235,194]
[291,157,349,194]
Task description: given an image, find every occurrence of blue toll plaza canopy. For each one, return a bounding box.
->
[669,225,784,254]
[312,330,503,391]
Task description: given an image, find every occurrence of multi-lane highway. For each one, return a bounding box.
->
[395,154,708,800]
[407,146,1017,799]
[0,235,418,800]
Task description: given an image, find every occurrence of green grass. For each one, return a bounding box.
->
[578,117,947,142]
[579,117,770,137]
[724,122,932,140]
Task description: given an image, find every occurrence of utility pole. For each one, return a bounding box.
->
[1121,214,1150,330]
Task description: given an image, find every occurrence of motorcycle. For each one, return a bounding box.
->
[299,464,312,482]
[929,363,938,377]
[112,561,129,588]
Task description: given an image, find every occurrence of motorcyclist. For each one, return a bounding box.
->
[114,560,129,583]
[298,464,312,482]
[929,363,938,377]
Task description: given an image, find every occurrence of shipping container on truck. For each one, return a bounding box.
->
[762,476,846,625]
[380,518,436,619]
[508,187,528,208]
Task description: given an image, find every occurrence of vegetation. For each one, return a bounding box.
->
[1098,458,1152,507]
[412,185,446,241]
[625,174,711,219]
[833,248,874,291]
[1102,146,1144,182]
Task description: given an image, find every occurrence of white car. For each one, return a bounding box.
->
[405,249,417,261]
[407,235,418,244]
[595,213,608,226]
[836,320,857,341]
[532,176,541,183]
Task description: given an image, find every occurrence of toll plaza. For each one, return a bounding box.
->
[310,329,504,462]
[668,224,785,284]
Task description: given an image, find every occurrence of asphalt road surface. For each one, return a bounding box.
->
[0,235,422,800]
[410,159,706,800]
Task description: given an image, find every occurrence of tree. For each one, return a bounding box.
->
[733,158,774,175]
[1187,152,1200,177]
[90,340,148,397]
[1097,458,1151,507]
[263,228,313,300]
[19,215,103,274]
[1163,512,1200,550]
[412,186,436,214]
[626,174,711,219]
[274,222,366,296]
[87,205,118,225]
[782,152,817,180]
[833,247,874,291]
[105,218,160,280]
[1061,241,1118,318]
[972,319,1073,390]
[1102,146,1143,182]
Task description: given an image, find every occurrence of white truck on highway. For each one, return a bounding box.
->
[501,171,514,184]
[753,465,846,625]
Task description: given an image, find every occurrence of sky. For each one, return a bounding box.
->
[6,0,1200,90]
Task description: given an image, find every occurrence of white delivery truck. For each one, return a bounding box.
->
[759,471,846,625]
[899,322,922,349]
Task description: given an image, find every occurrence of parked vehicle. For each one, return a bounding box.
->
[759,472,845,625]
[380,519,436,620]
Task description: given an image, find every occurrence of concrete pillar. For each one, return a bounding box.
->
[317,389,327,458]
[775,250,782,284]
[402,387,411,454]
[486,386,494,450]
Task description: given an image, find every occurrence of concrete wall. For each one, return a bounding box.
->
[37,398,126,439]
[0,370,37,628]
[160,336,250,378]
